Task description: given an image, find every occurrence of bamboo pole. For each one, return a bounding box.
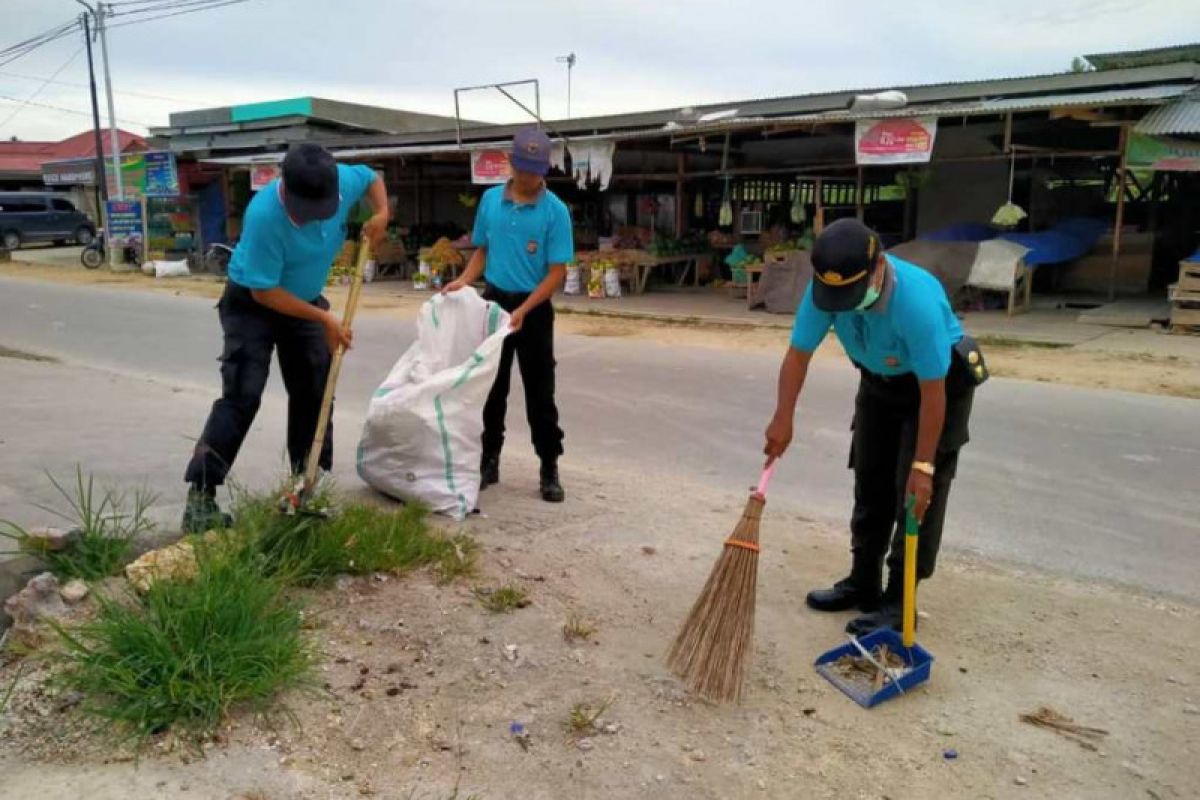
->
[1108,124,1130,302]
[855,167,864,221]
[675,152,686,237]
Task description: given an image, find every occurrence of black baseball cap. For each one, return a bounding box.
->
[280,143,339,224]
[810,218,883,311]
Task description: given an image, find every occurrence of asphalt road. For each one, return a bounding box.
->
[2,276,1198,600]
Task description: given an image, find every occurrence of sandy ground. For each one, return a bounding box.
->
[4,258,1198,400]
[2,457,1197,800]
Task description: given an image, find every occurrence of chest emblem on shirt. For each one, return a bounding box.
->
[884,356,900,368]
[526,239,539,255]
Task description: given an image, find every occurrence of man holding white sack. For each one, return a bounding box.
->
[444,127,572,502]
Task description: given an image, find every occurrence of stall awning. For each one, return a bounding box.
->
[1135,89,1200,135]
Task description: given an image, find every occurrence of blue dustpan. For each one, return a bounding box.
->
[814,628,933,708]
[814,501,933,708]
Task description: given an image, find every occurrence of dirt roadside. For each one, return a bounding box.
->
[4,259,1198,400]
[2,458,1197,800]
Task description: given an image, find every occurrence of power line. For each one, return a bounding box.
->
[0,69,197,105]
[106,0,252,29]
[0,19,80,70]
[109,0,242,15]
[0,94,153,128]
[0,47,85,131]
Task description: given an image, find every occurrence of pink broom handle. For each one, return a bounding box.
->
[755,462,777,497]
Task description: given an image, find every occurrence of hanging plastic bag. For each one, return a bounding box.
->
[357,288,510,520]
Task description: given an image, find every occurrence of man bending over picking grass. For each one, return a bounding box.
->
[181,143,389,533]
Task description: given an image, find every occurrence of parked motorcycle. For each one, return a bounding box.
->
[80,231,142,270]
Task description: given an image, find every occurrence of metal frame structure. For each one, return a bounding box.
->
[453,79,542,148]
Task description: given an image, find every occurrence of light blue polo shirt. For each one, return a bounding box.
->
[790,254,963,380]
[471,183,574,293]
[228,163,376,302]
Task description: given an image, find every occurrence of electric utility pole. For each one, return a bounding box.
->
[76,1,122,199]
[80,12,108,220]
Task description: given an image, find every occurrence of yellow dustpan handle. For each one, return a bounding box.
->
[903,496,919,649]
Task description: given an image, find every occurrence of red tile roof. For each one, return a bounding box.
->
[0,129,146,177]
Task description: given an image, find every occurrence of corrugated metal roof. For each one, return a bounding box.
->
[1085,43,1200,71]
[313,62,1200,152]
[608,84,1193,141]
[1135,90,1200,134]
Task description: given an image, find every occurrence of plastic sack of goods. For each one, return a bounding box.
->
[357,288,510,520]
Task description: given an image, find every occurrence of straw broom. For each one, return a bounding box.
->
[667,465,775,703]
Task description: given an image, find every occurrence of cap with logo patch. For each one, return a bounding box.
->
[810,218,884,312]
[509,127,553,176]
[280,142,339,225]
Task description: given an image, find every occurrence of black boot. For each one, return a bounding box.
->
[806,570,881,613]
[539,461,564,503]
[846,576,909,636]
[181,485,232,534]
[480,452,500,490]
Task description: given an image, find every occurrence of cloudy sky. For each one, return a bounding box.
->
[2,0,1198,141]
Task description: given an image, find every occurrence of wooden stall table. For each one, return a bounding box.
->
[742,264,767,308]
[628,251,706,295]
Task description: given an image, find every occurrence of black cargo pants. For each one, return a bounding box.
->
[481,284,565,463]
[184,282,333,489]
[848,348,975,590]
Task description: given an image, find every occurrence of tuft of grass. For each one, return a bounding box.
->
[562,613,598,644]
[233,488,462,587]
[475,584,530,614]
[52,536,312,745]
[0,466,154,581]
[566,697,613,738]
[435,534,480,583]
[0,344,59,363]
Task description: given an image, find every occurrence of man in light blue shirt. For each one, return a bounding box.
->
[764,219,984,636]
[445,128,573,502]
[182,143,389,531]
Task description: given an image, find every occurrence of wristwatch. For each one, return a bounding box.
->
[911,461,936,476]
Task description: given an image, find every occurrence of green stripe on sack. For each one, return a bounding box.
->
[432,352,491,519]
[453,353,484,389]
[430,300,440,329]
[432,396,462,516]
[487,303,500,336]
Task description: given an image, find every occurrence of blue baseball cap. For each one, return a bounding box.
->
[510,127,552,176]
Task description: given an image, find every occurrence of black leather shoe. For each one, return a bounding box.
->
[805,577,880,613]
[480,453,499,490]
[539,462,565,503]
[845,599,908,637]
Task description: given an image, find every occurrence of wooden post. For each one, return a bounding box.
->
[1108,124,1130,302]
[674,152,686,238]
[814,177,825,234]
[855,167,864,221]
[902,168,915,240]
[414,159,423,227]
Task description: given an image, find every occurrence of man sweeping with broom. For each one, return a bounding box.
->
[763,219,984,637]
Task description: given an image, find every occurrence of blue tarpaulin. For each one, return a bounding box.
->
[920,218,1109,267]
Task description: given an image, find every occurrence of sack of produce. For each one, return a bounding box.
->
[564,264,582,295]
[588,265,606,298]
[604,266,622,298]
